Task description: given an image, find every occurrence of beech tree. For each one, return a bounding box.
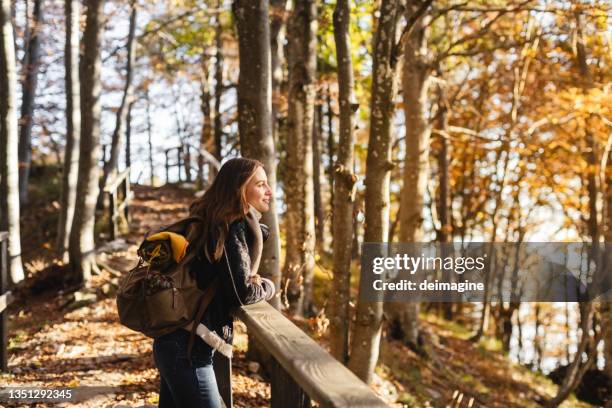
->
[283,0,317,317]
[348,0,402,384]
[100,0,137,195]
[233,0,281,308]
[388,0,434,353]
[329,0,357,363]
[69,0,105,283]
[0,0,24,284]
[56,0,81,262]
[17,0,44,205]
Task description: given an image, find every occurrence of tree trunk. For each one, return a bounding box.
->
[125,101,133,169]
[56,0,81,262]
[17,0,44,205]
[269,0,288,146]
[213,4,223,160]
[312,106,325,250]
[145,89,155,186]
[348,0,402,384]
[233,0,281,310]
[100,0,136,193]
[548,11,604,406]
[69,0,105,284]
[0,0,25,284]
[282,0,317,317]
[199,56,214,188]
[328,0,357,364]
[435,82,453,320]
[387,0,432,351]
[326,88,335,208]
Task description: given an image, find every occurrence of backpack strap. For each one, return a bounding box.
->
[187,278,220,360]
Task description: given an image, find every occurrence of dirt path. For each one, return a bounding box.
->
[1,185,270,407]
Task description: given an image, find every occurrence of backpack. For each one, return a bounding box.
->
[116,216,218,356]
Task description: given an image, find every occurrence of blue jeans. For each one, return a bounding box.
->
[153,329,221,408]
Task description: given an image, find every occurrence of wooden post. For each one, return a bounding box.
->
[177,147,183,182]
[213,352,232,408]
[184,144,192,183]
[108,191,118,240]
[165,149,170,184]
[0,232,8,371]
[123,170,131,224]
[197,148,204,190]
[271,358,310,408]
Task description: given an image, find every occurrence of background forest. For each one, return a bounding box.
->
[0,0,610,407]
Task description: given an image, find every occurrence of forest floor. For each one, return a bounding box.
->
[0,179,596,408]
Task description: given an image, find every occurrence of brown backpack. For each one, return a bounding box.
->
[116,216,218,353]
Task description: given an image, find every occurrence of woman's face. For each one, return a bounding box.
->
[245,166,272,213]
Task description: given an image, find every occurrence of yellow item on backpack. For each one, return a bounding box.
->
[145,231,189,263]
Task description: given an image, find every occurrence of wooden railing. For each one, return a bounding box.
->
[163,144,220,187]
[213,301,390,408]
[0,231,14,372]
[103,167,133,241]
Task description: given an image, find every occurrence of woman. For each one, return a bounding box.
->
[153,158,276,408]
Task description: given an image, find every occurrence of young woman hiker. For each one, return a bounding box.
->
[152,157,276,408]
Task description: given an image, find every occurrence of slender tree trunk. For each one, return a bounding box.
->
[326,88,335,208]
[283,0,317,317]
[387,0,432,351]
[199,56,214,187]
[328,0,357,363]
[233,0,281,310]
[436,81,453,320]
[270,0,288,146]
[213,4,223,160]
[56,0,81,262]
[312,106,325,249]
[604,148,612,378]
[100,0,136,192]
[548,12,604,405]
[125,101,133,169]
[348,0,402,384]
[145,88,154,186]
[0,0,24,284]
[17,0,44,205]
[69,0,105,284]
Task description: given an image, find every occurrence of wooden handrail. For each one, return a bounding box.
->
[104,167,131,193]
[235,302,390,408]
[103,168,132,240]
[163,145,220,185]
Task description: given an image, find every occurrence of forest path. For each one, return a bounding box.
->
[1,184,270,407]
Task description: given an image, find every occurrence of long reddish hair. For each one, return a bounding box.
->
[189,157,263,261]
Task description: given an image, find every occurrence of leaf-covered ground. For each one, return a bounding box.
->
[1,182,596,407]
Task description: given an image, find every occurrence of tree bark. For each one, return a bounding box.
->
[57,0,81,263]
[269,0,288,146]
[100,0,136,193]
[17,0,44,205]
[387,0,432,351]
[329,0,357,364]
[199,56,214,188]
[0,0,25,284]
[283,0,317,317]
[145,88,155,186]
[213,4,223,160]
[312,106,325,250]
[233,0,281,310]
[69,0,105,284]
[348,0,402,384]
